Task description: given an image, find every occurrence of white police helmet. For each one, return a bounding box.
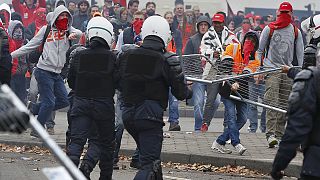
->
[141,16,172,47]
[86,17,114,46]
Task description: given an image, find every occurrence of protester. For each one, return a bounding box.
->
[111,7,131,43]
[145,1,156,18]
[8,20,28,104]
[257,2,304,148]
[211,31,260,155]
[0,3,11,29]
[102,0,115,19]
[67,1,77,15]
[200,13,239,132]
[127,0,139,23]
[25,8,47,41]
[72,0,89,32]
[0,19,12,85]
[11,5,82,137]
[235,18,253,43]
[164,11,183,131]
[12,0,46,27]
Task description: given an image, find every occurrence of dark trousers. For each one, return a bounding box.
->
[67,96,115,180]
[123,117,163,180]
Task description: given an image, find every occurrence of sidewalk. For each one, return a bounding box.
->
[0,112,302,177]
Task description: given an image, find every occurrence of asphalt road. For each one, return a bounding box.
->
[0,151,274,180]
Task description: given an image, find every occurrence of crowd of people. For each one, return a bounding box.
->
[1,0,320,179]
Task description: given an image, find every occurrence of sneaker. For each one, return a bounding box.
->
[169,122,181,131]
[211,140,232,154]
[200,123,208,132]
[130,160,141,169]
[30,130,39,138]
[234,143,247,155]
[267,135,278,148]
[47,127,55,135]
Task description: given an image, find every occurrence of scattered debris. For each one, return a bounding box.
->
[0,144,51,155]
[162,162,267,177]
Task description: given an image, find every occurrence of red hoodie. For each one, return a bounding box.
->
[12,0,46,27]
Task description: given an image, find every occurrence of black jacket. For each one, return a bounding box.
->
[0,28,12,85]
[68,38,118,98]
[117,36,192,122]
[272,66,320,178]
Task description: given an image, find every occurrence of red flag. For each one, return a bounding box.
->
[113,0,126,7]
[226,0,234,18]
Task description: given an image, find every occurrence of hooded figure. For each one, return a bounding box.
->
[0,3,11,29]
[8,20,28,103]
[12,0,46,27]
[11,5,82,134]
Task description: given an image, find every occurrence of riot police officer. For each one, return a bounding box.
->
[272,14,320,180]
[117,16,192,180]
[67,17,116,180]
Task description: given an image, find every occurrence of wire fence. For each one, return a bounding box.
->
[181,54,295,113]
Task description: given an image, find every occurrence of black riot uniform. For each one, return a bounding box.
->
[118,35,192,180]
[67,37,117,180]
[271,66,320,180]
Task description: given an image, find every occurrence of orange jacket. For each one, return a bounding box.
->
[222,43,260,74]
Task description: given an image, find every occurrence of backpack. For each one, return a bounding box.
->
[264,25,299,66]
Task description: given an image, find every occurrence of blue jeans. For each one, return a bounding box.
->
[217,97,248,146]
[192,82,206,131]
[168,89,179,124]
[248,80,266,132]
[33,68,69,126]
[10,74,27,104]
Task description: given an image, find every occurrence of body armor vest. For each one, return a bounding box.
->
[122,48,169,108]
[75,52,115,98]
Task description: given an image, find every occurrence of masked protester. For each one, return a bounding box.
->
[25,8,47,41]
[256,2,304,148]
[115,11,144,50]
[12,0,46,27]
[8,20,28,103]
[11,5,82,137]
[211,31,260,155]
[236,18,252,43]
[117,16,192,180]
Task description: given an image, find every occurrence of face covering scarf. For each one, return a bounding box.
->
[133,19,143,34]
[55,18,68,31]
[243,39,255,65]
[268,13,292,30]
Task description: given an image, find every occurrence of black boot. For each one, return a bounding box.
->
[79,163,92,180]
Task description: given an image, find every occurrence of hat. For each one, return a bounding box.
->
[278,2,293,12]
[212,14,224,23]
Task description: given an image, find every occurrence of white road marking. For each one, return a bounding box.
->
[163,175,192,180]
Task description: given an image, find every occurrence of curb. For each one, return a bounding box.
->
[2,140,300,177]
